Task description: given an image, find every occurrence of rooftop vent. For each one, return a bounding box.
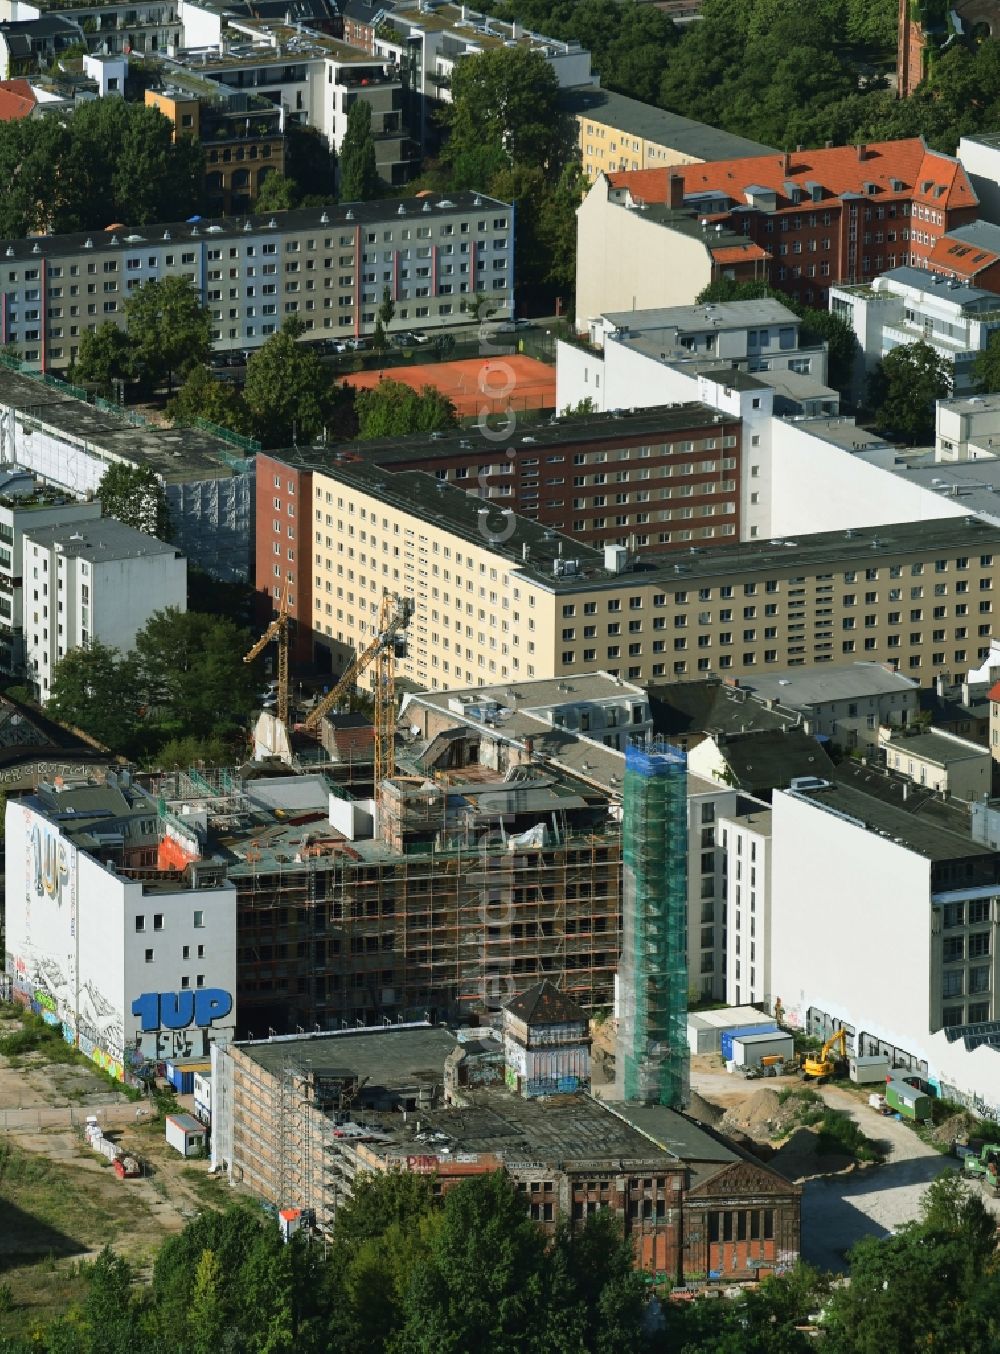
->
[320,211,329,224]
[243,220,252,232]
[4,248,11,258]
[162,230,171,240]
[345,209,354,219]
[268,218,278,229]
[397,204,406,216]
[83,238,93,249]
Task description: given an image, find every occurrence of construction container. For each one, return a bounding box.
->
[849,1055,891,1085]
[731,1030,794,1070]
[165,1059,211,1096]
[165,1112,208,1157]
[885,1078,932,1122]
[721,1023,778,1063]
[687,1007,775,1056]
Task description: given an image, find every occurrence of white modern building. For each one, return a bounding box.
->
[717,801,771,1008]
[958,133,1000,227]
[0,481,101,678]
[5,779,237,1083]
[22,517,186,702]
[829,266,1000,400]
[936,392,1000,461]
[770,769,1000,1117]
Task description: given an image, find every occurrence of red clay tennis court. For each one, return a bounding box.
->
[342,354,557,417]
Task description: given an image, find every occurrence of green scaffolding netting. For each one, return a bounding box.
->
[620,741,689,1108]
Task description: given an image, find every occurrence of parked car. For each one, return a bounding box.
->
[410,329,430,344]
[345,336,368,351]
[391,331,415,348]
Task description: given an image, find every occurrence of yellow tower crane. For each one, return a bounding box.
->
[244,592,291,730]
[304,592,413,784]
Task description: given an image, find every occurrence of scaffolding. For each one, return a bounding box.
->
[620,740,689,1109]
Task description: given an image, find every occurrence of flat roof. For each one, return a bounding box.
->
[785,417,894,453]
[604,298,799,333]
[787,763,993,861]
[0,190,509,260]
[882,729,986,766]
[877,265,998,308]
[741,662,918,707]
[0,367,245,482]
[23,517,177,561]
[310,459,1000,590]
[238,1023,461,1082]
[563,87,779,162]
[891,460,1000,524]
[285,402,738,473]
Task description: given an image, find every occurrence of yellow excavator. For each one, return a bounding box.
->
[801,1027,848,1083]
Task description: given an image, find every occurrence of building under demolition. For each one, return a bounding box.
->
[211,1020,801,1284]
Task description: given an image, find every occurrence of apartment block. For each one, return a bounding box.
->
[0,479,101,677]
[145,82,286,215]
[0,191,513,370]
[831,266,1000,399]
[577,139,979,322]
[567,87,777,184]
[310,456,1000,692]
[22,518,186,702]
[0,0,180,58]
[717,802,772,1008]
[258,407,743,654]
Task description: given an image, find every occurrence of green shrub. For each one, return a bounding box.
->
[816,1110,881,1162]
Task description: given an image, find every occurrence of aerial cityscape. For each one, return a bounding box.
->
[3,0,1000,1347]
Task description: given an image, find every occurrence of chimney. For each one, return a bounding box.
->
[856,143,867,162]
[781,152,790,174]
[668,172,685,210]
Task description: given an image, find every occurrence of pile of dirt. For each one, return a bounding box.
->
[769,1126,853,1183]
[719,1087,824,1143]
[928,1111,977,1148]
[686,1091,723,1127]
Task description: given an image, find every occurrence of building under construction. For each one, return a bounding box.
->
[148,747,622,1036]
[210,1022,801,1283]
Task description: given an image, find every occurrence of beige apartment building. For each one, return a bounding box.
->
[310,459,1000,691]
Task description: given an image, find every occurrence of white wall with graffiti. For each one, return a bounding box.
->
[4,799,237,1083]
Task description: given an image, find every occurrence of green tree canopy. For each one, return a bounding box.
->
[243,318,334,445]
[133,607,262,738]
[96,463,171,539]
[285,123,338,205]
[169,364,254,437]
[0,100,203,237]
[868,340,952,443]
[47,642,142,753]
[70,323,137,398]
[443,47,570,178]
[975,330,1000,394]
[124,276,212,391]
[339,100,379,201]
[255,173,298,213]
[355,379,457,439]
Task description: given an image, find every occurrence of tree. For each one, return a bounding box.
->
[125,276,212,392]
[70,323,136,397]
[868,340,952,443]
[355,380,457,439]
[378,284,396,332]
[285,123,337,205]
[975,330,1000,393]
[188,1250,226,1354]
[133,608,262,738]
[543,1213,647,1353]
[47,642,142,752]
[339,100,379,201]
[395,1172,549,1352]
[243,318,334,445]
[443,47,570,177]
[798,307,861,396]
[96,463,170,539]
[255,173,298,213]
[169,365,254,437]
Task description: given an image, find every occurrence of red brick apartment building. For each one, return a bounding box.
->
[256,405,742,662]
[605,137,979,309]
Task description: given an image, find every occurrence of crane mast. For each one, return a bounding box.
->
[244,592,290,730]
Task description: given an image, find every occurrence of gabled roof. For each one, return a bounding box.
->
[504,980,588,1027]
[711,728,836,796]
[0,80,35,122]
[609,139,978,215]
[929,220,1000,278]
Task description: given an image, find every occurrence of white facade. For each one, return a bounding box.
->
[770,788,1000,1116]
[82,53,127,95]
[718,805,771,1008]
[937,393,1000,460]
[4,794,237,1082]
[0,494,101,677]
[830,266,1000,399]
[688,775,739,1001]
[22,520,186,702]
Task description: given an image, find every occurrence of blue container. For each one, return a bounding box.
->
[721,1024,777,1061]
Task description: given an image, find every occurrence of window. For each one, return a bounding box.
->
[193,910,205,928]
[144,948,154,963]
[153,913,164,931]
[135,915,145,932]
